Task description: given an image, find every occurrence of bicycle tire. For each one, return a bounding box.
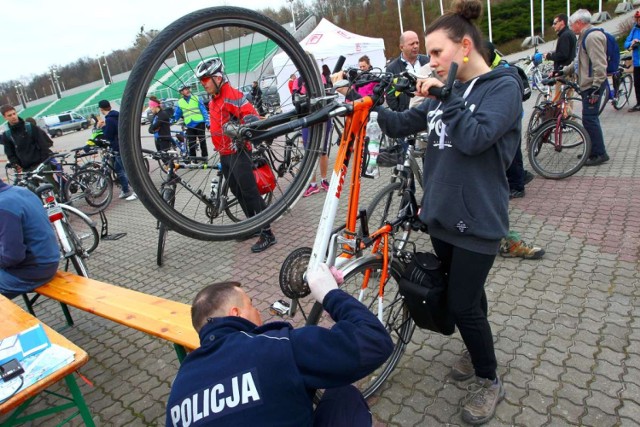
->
[366,181,403,231]
[61,205,99,254]
[598,83,610,115]
[119,6,324,241]
[305,257,413,399]
[528,119,591,179]
[612,74,632,110]
[224,190,273,223]
[157,187,175,267]
[63,169,113,215]
[60,220,90,277]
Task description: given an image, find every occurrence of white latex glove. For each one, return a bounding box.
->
[307,263,339,304]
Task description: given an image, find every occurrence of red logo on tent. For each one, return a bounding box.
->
[306,34,323,45]
[337,30,352,39]
[355,43,362,52]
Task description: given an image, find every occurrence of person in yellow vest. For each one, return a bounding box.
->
[173,84,210,159]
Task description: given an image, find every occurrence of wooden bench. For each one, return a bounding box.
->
[25,271,199,362]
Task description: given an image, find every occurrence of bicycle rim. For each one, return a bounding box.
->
[120,6,323,241]
[613,75,632,110]
[528,120,591,179]
[305,258,413,399]
[60,221,90,277]
[64,170,113,215]
[598,85,609,115]
[62,206,99,254]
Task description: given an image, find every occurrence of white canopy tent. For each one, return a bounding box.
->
[272,19,386,111]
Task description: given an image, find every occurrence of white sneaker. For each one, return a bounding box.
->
[119,190,133,199]
[125,193,138,201]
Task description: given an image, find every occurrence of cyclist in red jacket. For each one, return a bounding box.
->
[195,57,276,253]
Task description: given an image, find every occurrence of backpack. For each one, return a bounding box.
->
[3,122,53,148]
[582,28,620,75]
[498,60,532,101]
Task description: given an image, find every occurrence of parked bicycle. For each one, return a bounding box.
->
[527,77,592,179]
[8,154,113,215]
[514,45,553,99]
[597,53,634,113]
[14,169,99,276]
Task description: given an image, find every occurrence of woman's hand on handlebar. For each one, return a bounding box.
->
[416,77,445,99]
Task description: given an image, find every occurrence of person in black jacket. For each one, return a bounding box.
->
[166,264,394,427]
[384,31,430,112]
[148,96,172,151]
[250,81,265,116]
[545,14,577,103]
[1,104,53,173]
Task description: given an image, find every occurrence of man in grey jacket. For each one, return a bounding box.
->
[561,9,609,166]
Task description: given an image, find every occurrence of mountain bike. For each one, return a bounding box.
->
[120,6,327,241]
[514,46,553,98]
[527,77,592,179]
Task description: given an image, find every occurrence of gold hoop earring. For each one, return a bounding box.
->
[463,56,469,63]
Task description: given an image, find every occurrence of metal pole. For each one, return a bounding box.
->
[397,0,404,34]
[439,0,444,15]
[97,56,106,86]
[567,0,570,18]
[598,0,602,13]
[103,54,113,85]
[183,44,188,63]
[541,0,545,38]
[530,0,535,40]
[421,0,426,34]
[487,0,492,42]
[288,0,296,30]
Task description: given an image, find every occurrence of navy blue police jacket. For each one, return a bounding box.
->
[166,289,393,427]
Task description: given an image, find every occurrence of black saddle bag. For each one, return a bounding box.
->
[399,252,455,335]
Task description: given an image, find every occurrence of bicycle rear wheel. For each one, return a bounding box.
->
[120,6,324,241]
[64,170,113,215]
[60,220,90,277]
[61,205,99,254]
[305,257,413,399]
[598,83,610,115]
[612,74,632,110]
[528,119,591,179]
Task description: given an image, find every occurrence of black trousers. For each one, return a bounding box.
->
[220,151,270,233]
[634,67,640,107]
[506,137,525,192]
[431,236,498,380]
[186,122,208,157]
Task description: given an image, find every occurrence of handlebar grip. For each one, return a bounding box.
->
[333,56,346,74]
[428,62,458,101]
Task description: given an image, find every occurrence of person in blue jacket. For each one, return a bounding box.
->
[624,9,640,112]
[0,178,60,299]
[374,0,521,424]
[166,263,393,427]
[97,100,136,200]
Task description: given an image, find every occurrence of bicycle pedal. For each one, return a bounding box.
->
[269,300,291,317]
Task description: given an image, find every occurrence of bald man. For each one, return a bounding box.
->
[384,31,430,111]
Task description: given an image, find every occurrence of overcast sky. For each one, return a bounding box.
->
[1,0,299,83]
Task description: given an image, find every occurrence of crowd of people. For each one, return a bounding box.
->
[2,2,639,426]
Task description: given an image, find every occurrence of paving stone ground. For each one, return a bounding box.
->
[2,69,639,427]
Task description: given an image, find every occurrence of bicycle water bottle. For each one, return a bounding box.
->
[366,112,381,178]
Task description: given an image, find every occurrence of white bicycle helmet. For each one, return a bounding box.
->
[195,57,224,78]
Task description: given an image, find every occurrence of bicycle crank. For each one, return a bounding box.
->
[279,247,312,299]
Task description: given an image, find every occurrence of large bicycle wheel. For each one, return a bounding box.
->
[157,187,175,267]
[305,257,414,399]
[612,74,632,110]
[61,205,99,254]
[597,83,610,115]
[64,169,113,215]
[120,6,324,241]
[528,119,591,179]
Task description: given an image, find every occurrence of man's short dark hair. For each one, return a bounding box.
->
[191,282,242,332]
[98,100,111,110]
[1,104,16,116]
[555,14,568,26]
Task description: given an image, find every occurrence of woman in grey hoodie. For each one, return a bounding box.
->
[376,0,522,424]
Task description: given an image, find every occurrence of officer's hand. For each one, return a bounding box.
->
[307,263,339,304]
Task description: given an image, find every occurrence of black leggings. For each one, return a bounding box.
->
[431,236,497,380]
[634,67,640,107]
[187,122,208,157]
[220,151,270,233]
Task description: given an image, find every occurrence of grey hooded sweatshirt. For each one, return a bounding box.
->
[376,66,523,255]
